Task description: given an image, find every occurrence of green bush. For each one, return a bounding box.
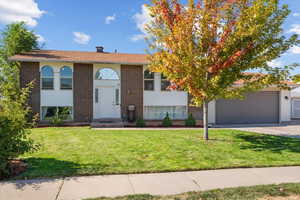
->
[50,107,70,126]
[162,112,173,127]
[185,113,196,127]
[0,81,39,178]
[136,118,146,127]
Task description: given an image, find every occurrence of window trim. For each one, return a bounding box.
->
[60,66,73,90]
[95,68,120,80]
[41,66,54,90]
[144,106,188,120]
[144,69,155,91]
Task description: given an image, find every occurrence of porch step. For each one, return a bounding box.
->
[91,118,124,128]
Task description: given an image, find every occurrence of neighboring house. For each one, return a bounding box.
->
[10,48,297,125]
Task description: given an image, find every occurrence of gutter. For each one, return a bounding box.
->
[8,58,149,66]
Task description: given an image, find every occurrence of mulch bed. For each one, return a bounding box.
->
[0,159,27,180]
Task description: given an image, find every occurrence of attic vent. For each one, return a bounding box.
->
[96,46,104,53]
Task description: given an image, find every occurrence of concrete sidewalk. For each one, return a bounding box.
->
[1,166,300,200]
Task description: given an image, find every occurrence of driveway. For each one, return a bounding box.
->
[217,124,300,138]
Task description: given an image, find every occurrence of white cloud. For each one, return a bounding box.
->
[293,13,300,17]
[73,32,91,45]
[131,34,145,42]
[288,24,300,34]
[131,5,152,42]
[36,34,45,43]
[267,60,282,68]
[290,46,300,54]
[105,14,116,24]
[0,0,45,27]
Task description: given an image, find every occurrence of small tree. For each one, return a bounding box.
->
[146,0,299,140]
[0,60,39,177]
[0,23,40,177]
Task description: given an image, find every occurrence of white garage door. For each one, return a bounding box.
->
[292,99,300,119]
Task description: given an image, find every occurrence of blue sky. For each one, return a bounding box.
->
[0,0,299,74]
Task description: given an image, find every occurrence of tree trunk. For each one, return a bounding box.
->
[203,101,209,140]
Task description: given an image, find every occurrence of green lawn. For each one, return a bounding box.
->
[86,183,300,200]
[18,127,300,179]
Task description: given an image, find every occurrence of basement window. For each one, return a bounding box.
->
[41,107,73,121]
[144,106,187,120]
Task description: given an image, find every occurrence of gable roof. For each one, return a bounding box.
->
[9,50,149,65]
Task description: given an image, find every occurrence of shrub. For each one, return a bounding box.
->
[162,112,173,127]
[0,81,39,178]
[185,113,196,127]
[50,107,70,126]
[136,118,146,127]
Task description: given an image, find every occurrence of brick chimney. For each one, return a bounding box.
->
[96,46,104,53]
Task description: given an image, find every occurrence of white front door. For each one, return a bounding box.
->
[94,86,121,119]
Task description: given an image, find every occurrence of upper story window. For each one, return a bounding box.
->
[161,74,171,91]
[144,69,154,91]
[60,66,73,90]
[41,66,54,90]
[95,68,119,80]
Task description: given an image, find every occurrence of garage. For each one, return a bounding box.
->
[216,91,280,124]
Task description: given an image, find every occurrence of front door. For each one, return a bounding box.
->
[94,86,121,119]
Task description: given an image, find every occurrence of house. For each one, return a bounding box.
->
[10,47,297,125]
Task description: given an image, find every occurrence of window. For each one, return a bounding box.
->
[115,88,120,105]
[144,70,154,91]
[41,107,73,121]
[161,74,171,91]
[60,66,72,89]
[144,106,187,120]
[41,66,54,90]
[95,88,99,103]
[95,68,119,80]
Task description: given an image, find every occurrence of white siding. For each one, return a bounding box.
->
[40,62,73,107]
[143,72,188,106]
[280,90,291,122]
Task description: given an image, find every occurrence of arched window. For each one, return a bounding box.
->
[60,66,73,89]
[41,66,54,90]
[95,68,119,80]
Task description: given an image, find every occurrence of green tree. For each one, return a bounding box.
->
[146,0,299,140]
[0,22,39,59]
[292,74,300,83]
[0,23,40,177]
[0,22,39,89]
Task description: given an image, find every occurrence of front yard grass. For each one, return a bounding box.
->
[18,127,300,179]
[86,183,300,200]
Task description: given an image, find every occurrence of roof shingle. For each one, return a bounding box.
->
[10,50,149,65]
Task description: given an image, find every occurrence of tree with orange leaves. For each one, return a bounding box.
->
[146,0,299,140]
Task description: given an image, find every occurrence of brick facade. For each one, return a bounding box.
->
[20,62,40,118]
[121,65,144,120]
[73,63,93,122]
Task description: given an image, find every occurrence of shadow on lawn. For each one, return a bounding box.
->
[5,157,81,190]
[235,134,300,153]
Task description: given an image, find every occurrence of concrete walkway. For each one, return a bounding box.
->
[1,166,300,200]
[224,124,300,138]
